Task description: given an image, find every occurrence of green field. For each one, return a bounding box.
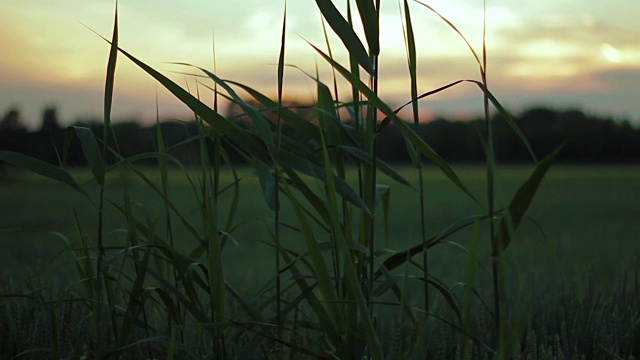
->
[2,164,638,290]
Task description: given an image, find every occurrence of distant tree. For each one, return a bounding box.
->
[1,108,29,167]
[0,107,25,131]
[40,106,61,132]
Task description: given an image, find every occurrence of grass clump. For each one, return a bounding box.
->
[1,1,638,359]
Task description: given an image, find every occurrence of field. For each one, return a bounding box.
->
[1,165,639,358]
[2,165,639,280]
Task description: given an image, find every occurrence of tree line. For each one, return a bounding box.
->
[1,105,639,167]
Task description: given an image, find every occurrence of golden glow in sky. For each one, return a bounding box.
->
[1,0,639,128]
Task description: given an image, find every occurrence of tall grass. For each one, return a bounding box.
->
[3,1,637,359]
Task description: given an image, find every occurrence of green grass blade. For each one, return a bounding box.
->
[186,65,276,155]
[278,250,341,343]
[403,0,417,92]
[277,3,287,137]
[257,162,279,211]
[275,14,286,326]
[426,275,462,324]
[314,0,374,74]
[119,246,151,347]
[282,167,332,226]
[111,46,269,163]
[317,115,383,359]
[279,149,370,213]
[469,80,537,162]
[356,0,380,55]
[374,215,489,278]
[69,126,105,186]
[338,145,412,187]
[104,3,118,130]
[378,80,464,132]
[224,80,321,142]
[280,183,341,333]
[308,42,482,207]
[0,151,88,199]
[495,145,563,253]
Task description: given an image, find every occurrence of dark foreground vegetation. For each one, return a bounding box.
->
[1,166,639,359]
[2,106,640,166]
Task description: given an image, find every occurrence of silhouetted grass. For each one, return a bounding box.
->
[1,1,638,359]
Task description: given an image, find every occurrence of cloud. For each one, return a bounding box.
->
[1,0,638,128]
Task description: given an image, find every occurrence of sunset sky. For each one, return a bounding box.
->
[1,0,639,129]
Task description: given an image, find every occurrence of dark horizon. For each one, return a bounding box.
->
[2,105,639,166]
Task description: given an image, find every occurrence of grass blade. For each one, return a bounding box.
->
[494,145,563,253]
[188,65,276,155]
[355,0,380,55]
[338,145,412,187]
[108,46,269,163]
[0,151,88,199]
[68,126,105,186]
[314,0,374,74]
[257,162,279,211]
[308,42,482,207]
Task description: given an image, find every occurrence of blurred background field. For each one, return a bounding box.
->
[2,164,638,297]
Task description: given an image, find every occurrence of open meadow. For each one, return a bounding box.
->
[2,165,640,289]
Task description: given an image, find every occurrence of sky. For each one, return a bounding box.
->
[1,0,639,130]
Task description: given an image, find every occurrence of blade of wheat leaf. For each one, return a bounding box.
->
[277,3,286,127]
[73,208,94,297]
[107,165,203,244]
[283,64,363,146]
[321,12,341,107]
[374,215,490,278]
[257,162,279,211]
[308,42,482,207]
[105,152,182,171]
[180,64,276,155]
[280,183,342,334]
[468,80,538,162]
[104,4,118,129]
[0,151,89,199]
[403,0,417,90]
[315,0,374,74]
[338,145,412,187]
[378,80,464,132]
[355,0,380,55]
[69,126,105,186]
[103,45,269,163]
[279,149,370,213]
[118,246,151,347]
[317,115,384,359]
[225,80,321,141]
[282,168,332,226]
[494,145,562,253]
[427,276,462,324]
